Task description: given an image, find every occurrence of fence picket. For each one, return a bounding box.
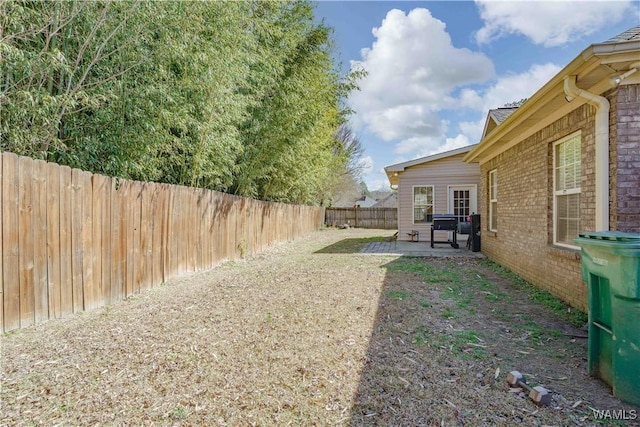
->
[80,171,94,312]
[18,156,35,327]
[186,188,196,272]
[202,189,213,268]
[33,160,48,323]
[70,169,84,312]
[120,180,132,298]
[151,184,165,285]
[154,184,164,284]
[102,177,112,303]
[2,153,20,330]
[0,153,3,331]
[196,188,206,268]
[131,182,141,293]
[140,183,153,290]
[87,174,103,311]
[46,163,61,318]
[110,179,122,302]
[59,166,73,316]
[165,186,176,279]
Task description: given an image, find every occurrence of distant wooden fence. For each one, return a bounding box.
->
[0,151,324,332]
[324,207,397,229]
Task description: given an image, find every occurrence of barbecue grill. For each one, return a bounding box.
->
[430,214,459,248]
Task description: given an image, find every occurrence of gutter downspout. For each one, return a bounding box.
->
[563,75,610,232]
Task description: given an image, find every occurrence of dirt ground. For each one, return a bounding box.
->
[1,228,638,426]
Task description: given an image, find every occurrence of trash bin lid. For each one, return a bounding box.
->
[579,231,640,242]
[575,231,640,250]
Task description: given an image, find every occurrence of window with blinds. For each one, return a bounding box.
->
[413,186,434,223]
[489,169,497,232]
[554,132,581,248]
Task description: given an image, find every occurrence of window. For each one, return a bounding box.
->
[413,186,434,223]
[554,132,581,248]
[489,170,497,232]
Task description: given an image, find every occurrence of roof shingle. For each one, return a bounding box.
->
[604,26,640,43]
[489,107,518,124]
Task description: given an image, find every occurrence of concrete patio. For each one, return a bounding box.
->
[361,238,485,258]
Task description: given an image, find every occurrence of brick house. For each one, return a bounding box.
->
[464,26,640,311]
[385,145,480,242]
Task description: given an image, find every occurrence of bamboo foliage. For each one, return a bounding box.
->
[0,152,324,332]
[0,1,362,206]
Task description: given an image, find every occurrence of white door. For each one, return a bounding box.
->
[448,185,477,225]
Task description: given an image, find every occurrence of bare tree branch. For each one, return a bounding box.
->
[334,123,365,177]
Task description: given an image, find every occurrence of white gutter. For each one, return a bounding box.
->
[563,75,610,231]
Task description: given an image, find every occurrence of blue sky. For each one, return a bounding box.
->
[313,0,639,191]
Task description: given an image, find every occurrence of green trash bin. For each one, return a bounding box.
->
[575,231,640,407]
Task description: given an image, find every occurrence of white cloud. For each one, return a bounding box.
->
[458,119,486,143]
[475,0,635,47]
[366,178,393,192]
[393,136,442,155]
[350,8,494,142]
[392,133,472,159]
[358,155,375,175]
[436,134,472,154]
[456,89,484,111]
[458,63,562,112]
[387,155,412,166]
[367,104,443,141]
[370,62,560,160]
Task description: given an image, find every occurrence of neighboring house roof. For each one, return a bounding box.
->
[330,199,355,208]
[481,107,519,138]
[385,144,477,187]
[372,193,397,208]
[355,195,376,207]
[330,191,359,207]
[465,25,640,164]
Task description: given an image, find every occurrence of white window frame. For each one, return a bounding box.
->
[412,185,434,224]
[553,131,581,249]
[489,170,497,232]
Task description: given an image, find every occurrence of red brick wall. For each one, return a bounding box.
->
[479,84,640,310]
[609,87,619,231]
[479,104,596,311]
[614,84,640,233]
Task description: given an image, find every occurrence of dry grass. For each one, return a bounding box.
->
[1,228,638,426]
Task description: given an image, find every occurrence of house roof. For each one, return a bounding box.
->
[490,107,519,124]
[355,195,376,207]
[464,25,640,164]
[481,107,519,138]
[604,26,640,43]
[385,144,477,187]
[372,193,397,208]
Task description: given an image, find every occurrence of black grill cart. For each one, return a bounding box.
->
[431,214,459,248]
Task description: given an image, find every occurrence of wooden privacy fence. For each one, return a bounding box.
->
[324,207,397,229]
[0,151,324,332]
